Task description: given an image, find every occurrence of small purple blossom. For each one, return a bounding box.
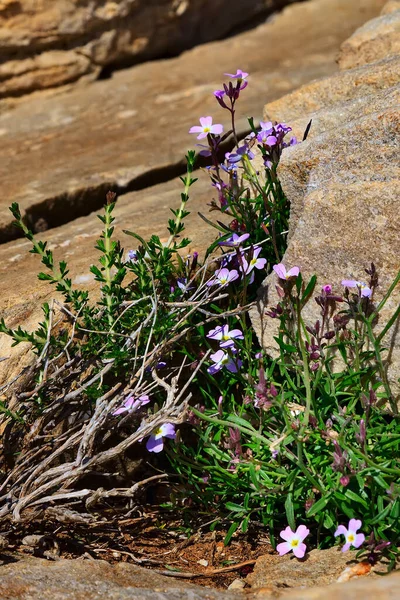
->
[113,394,150,416]
[242,246,267,274]
[322,284,332,294]
[277,525,309,559]
[218,232,250,248]
[207,349,242,375]
[224,69,248,90]
[207,267,239,287]
[207,324,244,349]
[341,279,372,298]
[146,423,176,453]
[335,519,365,552]
[189,116,224,140]
[127,250,138,263]
[273,263,300,280]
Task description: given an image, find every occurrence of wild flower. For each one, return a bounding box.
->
[207,324,244,349]
[273,263,300,280]
[341,279,372,298]
[277,525,310,558]
[207,267,239,287]
[127,250,138,263]
[113,394,150,416]
[146,423,176,453]
[224,69,248,89]
[189,116,223,140]
[335,519,365,552]
[218,232,250,248]
[242,246,267,275]
[207,349,242,375]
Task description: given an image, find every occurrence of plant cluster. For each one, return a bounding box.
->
[0,69,399,567]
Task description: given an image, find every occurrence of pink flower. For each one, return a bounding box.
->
[146,423,176,453]
[341,279,372,298]
[277,525,309,559]
[207,349,242,375]
[207,267,239,287]
[224,69,248,80]
[322,284,332,294]
[334,519,365,552]
[207,324,244,349]
[273,263,300,280]
[113,394,150,416]
[218,232,250,248]
[189,116,224,140]
[242,246,267,274]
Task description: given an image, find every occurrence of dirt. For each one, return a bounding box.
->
[0,510,274,591]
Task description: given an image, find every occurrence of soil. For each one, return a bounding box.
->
[0,509,274,590]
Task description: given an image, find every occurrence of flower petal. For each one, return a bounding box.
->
[276,541,291,555]
[296,525,310,542]
[146,435,164,453]
[293,542,307,559]
[273,264,287,279]
[354,533,365,548]
[341,542,351,552]
[286,266,300,278]
[348,519,362,533]
[279,526,295,542]
[341,279,357,288]
[334,525,348,537]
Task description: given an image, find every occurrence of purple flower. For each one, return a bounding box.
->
[277,525,310,559]
[242,247,267,274]
[273,263,300,280]
[207,324,244,349]
[127,250,138,263]
[259,121,274,133]
[189,116,224,140]
[322,284,332,294]
[218,232,250,248]
[207,267,239,287]
[224,69,248,90]
[341,279,372,298]
[146,423,176,453]
[177,277,194,294]
[224,69,248,80]
[257,130,278,146]
[335,519,365,552]
[113,394,150,416]
[207,349,242,375]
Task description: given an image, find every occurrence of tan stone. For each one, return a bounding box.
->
[251,5,400,399]
[0,556,242,599]
[338,10,400,69]
[381,0,400,14]
[0,0,391,389]
[0,0,304,99]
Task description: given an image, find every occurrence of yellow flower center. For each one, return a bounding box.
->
[222,335,230,340]
[348,533,355,543]
[290,539,299,547]
[203,126,211,133]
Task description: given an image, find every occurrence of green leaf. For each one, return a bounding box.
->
[306,494,331,516]
[344,490,368,508]
[224,521,240,545]
[285,492,295,530]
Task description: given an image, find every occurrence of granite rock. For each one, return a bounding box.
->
[250,4,400,397]
[0,0,303,99]
[338,8,400,69]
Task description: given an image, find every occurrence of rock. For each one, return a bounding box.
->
[0,0,390,389]
[338,9,400,69]
[0,556,242,599]
[250,5,400,397]
[0,0,388,243]
[0,0,304,99]
[247,547,363,591]
[381,1,400,14]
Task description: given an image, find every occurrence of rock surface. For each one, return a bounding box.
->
[248,547,369,591]
[250,2,400,396]
[0,556,242,599]
[338,8,400,69]
[0,0,302,99]
[0,0,388,388]
[0,553,399,599]
[0,0,387,245]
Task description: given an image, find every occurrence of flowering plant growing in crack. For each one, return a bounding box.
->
[0,69,399,567]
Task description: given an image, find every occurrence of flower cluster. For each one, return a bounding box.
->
[207,324,244,374]
[257,121,297,167]
[278,519,365,559]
